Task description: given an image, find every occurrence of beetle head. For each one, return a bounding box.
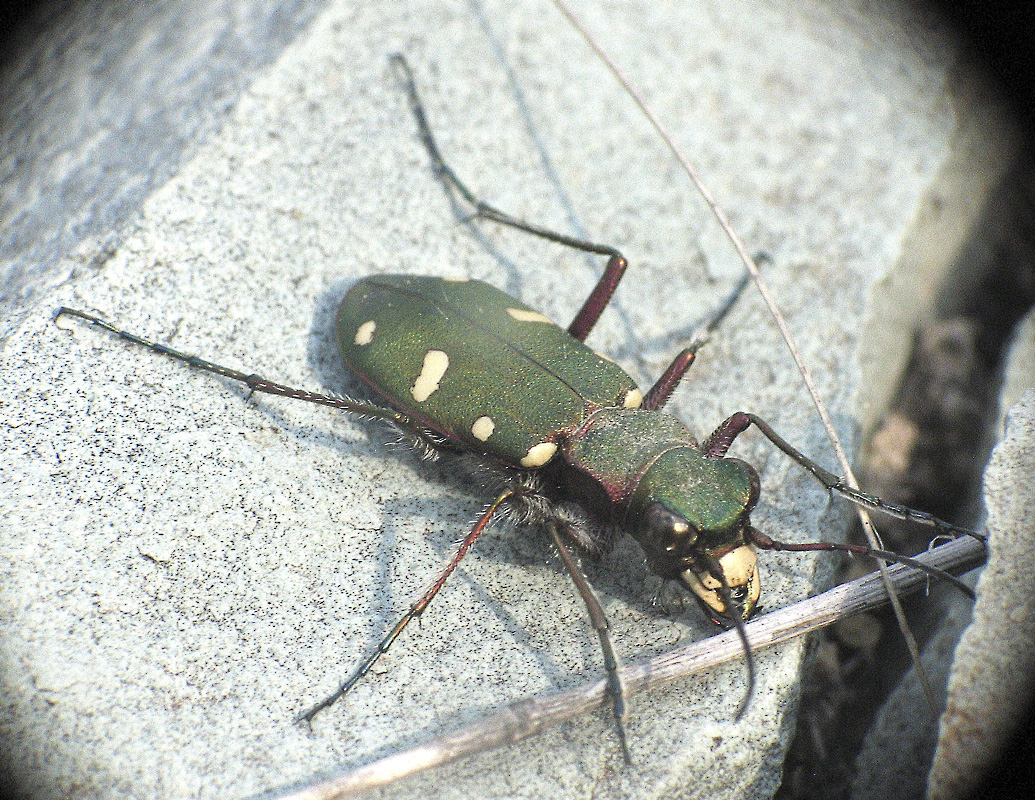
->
[628,447,762,621]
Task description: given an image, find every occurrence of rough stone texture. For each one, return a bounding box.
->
[0,0,329,339]
[0,1,999,798]
[925,398,1035,792]
[841,46,1027,800]
[849,318,1034,800]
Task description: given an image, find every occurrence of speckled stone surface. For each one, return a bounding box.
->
[0,2,998,798]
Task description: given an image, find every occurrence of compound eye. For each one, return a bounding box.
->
[644,503,697,553]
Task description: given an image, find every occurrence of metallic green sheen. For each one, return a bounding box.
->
[336,275,639,466]
[562,407,697,502]
[628,447,756,543]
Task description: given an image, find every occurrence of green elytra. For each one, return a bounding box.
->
[336,273,642,465]
[55,53,982,761]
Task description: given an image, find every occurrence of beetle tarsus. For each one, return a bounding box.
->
[547,522,633,760]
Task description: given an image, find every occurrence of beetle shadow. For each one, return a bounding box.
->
[290,277,585,697]
[439,0,748,396]
[453,0,596,304]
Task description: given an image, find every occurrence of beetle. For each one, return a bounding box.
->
[55,52,980,758]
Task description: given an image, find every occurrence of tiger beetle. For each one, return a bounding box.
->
[56,53,982,759]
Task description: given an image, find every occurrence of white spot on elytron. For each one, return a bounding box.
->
[354,320,376,346]
[622,388,643,408]
[506,307,553,324]
[595,350,616,364]
[471,416,495,441]
[442,275,469,282]
[520,441,557,468]
[410,350,449,402]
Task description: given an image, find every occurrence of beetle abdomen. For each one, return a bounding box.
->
[336,275,641,467]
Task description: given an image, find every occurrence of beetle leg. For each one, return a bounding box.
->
[642,347,698,410]
[700,411,752,458]
[391,53,629,342]
[700,410,981,601]
[56,307,427,433]
[643,269,756,411]
[565,254,629,341]
[546,521,631,764]
[702,411,986,543]
[296,488,515,726]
